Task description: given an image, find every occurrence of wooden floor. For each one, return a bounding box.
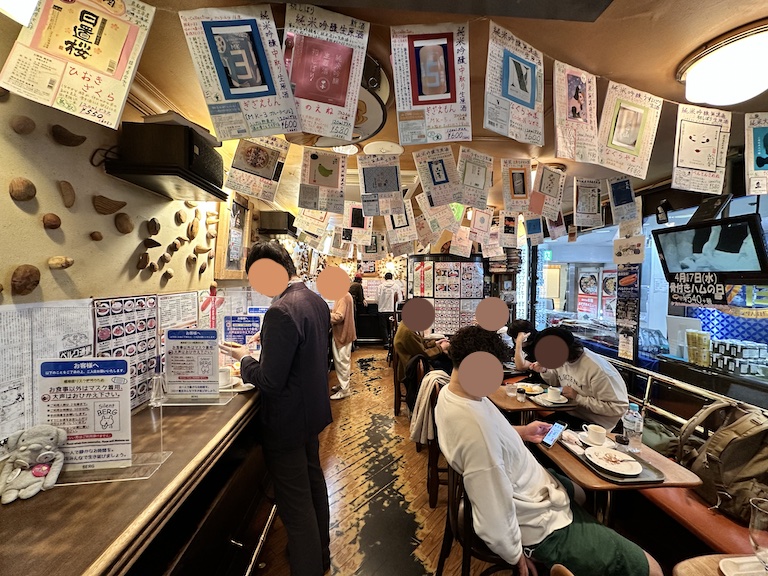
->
[255,346,501,576]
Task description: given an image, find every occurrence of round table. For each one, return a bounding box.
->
[672,554,754,576]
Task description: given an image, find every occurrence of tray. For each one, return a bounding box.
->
[576,449,665,484]
[530,394,579,409]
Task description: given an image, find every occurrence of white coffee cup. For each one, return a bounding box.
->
[583,424,607,445]
[547,387,562,401]
[218,366,232,387]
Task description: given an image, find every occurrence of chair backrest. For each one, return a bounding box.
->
[403,353,431,411]
[550,565,575,576]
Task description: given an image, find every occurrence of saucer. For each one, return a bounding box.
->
[545,395,569,404]
[233,383,255,393]
[578,432,616,449]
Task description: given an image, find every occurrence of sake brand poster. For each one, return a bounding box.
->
[390,22,471,145]
[0,0,154,128]
[283,4,369,141]
[672,104,731,195]
[456,147,493,209]
[484,21,544,146]
[553,61,598,164]
[413,145,461,207]
[501,158,532,213]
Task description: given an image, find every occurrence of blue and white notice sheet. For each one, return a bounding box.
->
[37,359,132,471]
[166,329,219,399]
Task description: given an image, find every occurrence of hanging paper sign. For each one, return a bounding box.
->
[391,22,471,145]
[606,176,638,224]
[573,177,603,228]
[672,104,731,194]
[500,210,518,248]
[299,148,347,214]
[385,197,418,244]
[618,197,643,238]
[0,0,154,128]
[415,213,437,246]
[597,82,663,179]
[358,153,405,216]
[179,5,297,139]
[745,112,768,195]
[38,358,131,470]
[524,214,544,246]
[414,146,461,207]
[294,208,330,237]
[614,235,645,264]
[501,158,532,212]
[416,192,460,234]
[568,225,578,243]
[469,207,493,244]
[554,61,598,164]
[545,212,567,240]
[456,147,493,209]
[342,201,373,245]
[390,241,414,258]
[531,165,565,221]
[284,4,369,141]
[360,231,386,261]
[483,225,506,258]
[484,21,544,146]
[226,136,289,201]
[449,226,473,258]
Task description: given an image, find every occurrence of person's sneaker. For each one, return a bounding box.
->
[330,385,341,394]
[330,389,350,400]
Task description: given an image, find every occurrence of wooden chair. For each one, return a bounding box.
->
[392,348,403,416]
[386,314,398,365]
[436,465,518,576]
[550,565,575,576]
[427,381,448,508]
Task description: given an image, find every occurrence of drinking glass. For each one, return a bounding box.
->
[749,497,768,570]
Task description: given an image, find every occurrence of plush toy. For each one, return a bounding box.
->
[0,424,67,504]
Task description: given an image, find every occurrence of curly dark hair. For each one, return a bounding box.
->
[448,325,513,368]
[245,240,297,277]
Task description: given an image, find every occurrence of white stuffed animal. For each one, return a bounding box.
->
[0,424,67,504]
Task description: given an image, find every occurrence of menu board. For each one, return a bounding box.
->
[413,261,434,298]
[460,262,484,298]
[616,264,641,362]
[434,299,460,334]
[668,272,729,306]
[165,329,219,399]
[38,358,131,470]
[435,262,461,298]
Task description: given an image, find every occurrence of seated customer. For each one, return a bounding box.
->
[530,327,628,431]
[435,325,662,576]
[393,321,450,384]
[508,319,537,371]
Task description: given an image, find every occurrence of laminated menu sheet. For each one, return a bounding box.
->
[225,136,290,202]
[0,0,154,128]
[672,103,731,195]
[390,22,471,145]
[179,5,298,139]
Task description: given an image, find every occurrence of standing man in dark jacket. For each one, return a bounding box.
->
[220,241,332,576]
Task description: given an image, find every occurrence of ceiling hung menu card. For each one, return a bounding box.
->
[225,136,290,202]
[38,359,131,470]
[0,0,154,128]
[672,103,731,195]
[94,296,159,409]
[165,329,219,400]
[390,22,471,145]
[179,5,298,139]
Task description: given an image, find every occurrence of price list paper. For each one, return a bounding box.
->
[482,226,506,258]
[554,61,598,164]
[597,81,663,179]
[449,226,473,258]
[390,22,471,145]
[457,147,493,209]
[573,177,603,228]
[358,154,405,217]
[384,198,418,244]
[179,5,298,140]
[469,207,493,244]
[530,165,566,222]
[415,192,459,235]
[745,112,768,195]
[284,4,369,141]
[295,208,331,237]
[484,21,544,146]
[500,210,518,248]
[299,148,347,214]
[606,176,638,224]
[361,231,386,261]
[226,136,290,202]
[414,146,461,207]
[165,329,219,399]
[501,158,532,213]
[38,359,131,470]
[341,201,373,245]
[0,0,154,128]
[158,292,199,331]
[672,104,731,195]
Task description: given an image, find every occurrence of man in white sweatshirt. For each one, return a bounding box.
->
[435,325,662,576]
[530,327,628,431]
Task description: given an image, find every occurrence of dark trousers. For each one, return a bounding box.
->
[264,436,330,576]
[378,312,392,346]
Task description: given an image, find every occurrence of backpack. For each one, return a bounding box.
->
[677,399,768,524]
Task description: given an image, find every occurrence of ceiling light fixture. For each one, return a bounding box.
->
[677,19,768,106]
[362,141,405,155]
[332,144,359,156]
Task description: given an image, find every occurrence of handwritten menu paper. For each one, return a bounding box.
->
[554,61,598,163]
[0,308,34,456]
[38,358,132,470]
[525,214,544,246]
[165,329,219,399]
[414,146,461,207]
[501,158,532,213]
[390,241,414,258]
[0,0,153,128]
[546,212,567,241]
[299,148,347,214]
[284,4,369,141]
[385,197,418,244]
[361,231,386,260]
[484,21,544,146]
[500,210,518,248]
[179,5,297,139]
[294,208,330,237]
[358,154,405,216]
[342,201,373,245]
[573,177,603,228]
[449,226,473,258]
[746,113,768,195]
[606,176,638,224]
[483,226,506,258]
[416,192,459,235]
[469,207,493,244]
[672,104,731,194]
[597,82,663,179]
[456,147,493,209]
[226,136,289,202]
[390,22,471,145]
[531,165,565,221]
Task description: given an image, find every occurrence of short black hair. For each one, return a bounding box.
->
[531,327,584,363]
[384,272,393,280]
[448,325,513,368]
[245,240,297,277]
[508,319,535,339]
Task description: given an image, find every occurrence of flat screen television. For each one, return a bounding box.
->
[652,213,768,282]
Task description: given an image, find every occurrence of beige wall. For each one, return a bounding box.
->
[0,19,245,304]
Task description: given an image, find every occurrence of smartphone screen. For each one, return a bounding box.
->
[541,421,567,448]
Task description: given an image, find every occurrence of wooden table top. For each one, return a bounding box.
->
[488,376,577,413]
[537,433,702,491]
[673,554,753,576]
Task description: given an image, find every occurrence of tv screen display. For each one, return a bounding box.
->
[652,214,768,282]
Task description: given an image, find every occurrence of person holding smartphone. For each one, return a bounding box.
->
[435,325,662,576]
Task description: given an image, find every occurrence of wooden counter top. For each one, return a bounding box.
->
[0,392,260,576]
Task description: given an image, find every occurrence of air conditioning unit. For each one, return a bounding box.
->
[259,211,297,237]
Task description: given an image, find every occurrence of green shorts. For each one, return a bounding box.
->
[532,472,649,576]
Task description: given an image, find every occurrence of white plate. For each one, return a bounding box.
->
[219,376,239,389]
[544,395,569,404]
[518,384,543,395]
[584,447,642,476]
[578,432,616,449]
[233,383,255,393]
[425,333,446,340]
[719,556,767,576]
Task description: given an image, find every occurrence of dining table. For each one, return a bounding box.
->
[488,375,577,424]
[672,553,758,576]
